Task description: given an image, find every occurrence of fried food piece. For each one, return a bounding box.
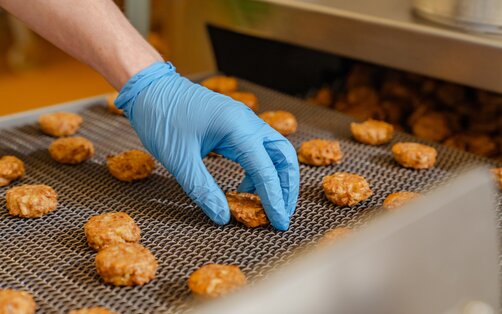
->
[188,264,247,299]
[350,119,394,145]
[0,289,36,314]
[346,86,379,107]
[381,80,417,102]
[491,168,502,190]
[0,156,25,187]
[342,103,386,121]
[468,115,499,134]
[106,150,155,182]
[106,92,123,115]
[38,112,83,137]
[95,243,157,286]
[444,134,497,157]
[69,308,118,314]
[297,139,343,166]
[383,192,420,210]
[464,135,497,157]
[319,227,351,246]
[6,184,58,218]
[49,137,95,165]
[323,172,372,206]
[201,75,238,94]
[411,112,451,142]
[392,142,437,169]
[309,86,333,107]
[336,87,385,121]
[227,91,259,112]
[84,212,141,251]
[259,111,298,136]
[407,104,430,127]
[226,192,268,228]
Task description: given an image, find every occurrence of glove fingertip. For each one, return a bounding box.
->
[208,208,231,225]
[265,202,290,231]
[270,218,290,231]
[197,194,231,225]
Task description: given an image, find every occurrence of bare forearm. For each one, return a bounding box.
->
[0,0,163,89]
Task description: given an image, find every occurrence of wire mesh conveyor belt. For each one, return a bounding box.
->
[0,79,500,313]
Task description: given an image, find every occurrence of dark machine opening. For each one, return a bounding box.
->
[207,25,349,96]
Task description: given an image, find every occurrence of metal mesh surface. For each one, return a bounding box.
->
[0,79,500,313]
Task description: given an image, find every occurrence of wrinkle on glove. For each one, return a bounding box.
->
[115,62,300,230]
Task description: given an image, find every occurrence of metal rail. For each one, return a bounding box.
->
[171,0,502,93]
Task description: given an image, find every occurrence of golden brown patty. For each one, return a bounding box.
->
[69,307,118,314]
[491,168,502,190]
[226,192,268,228]
[259,111,298,136]
[336,98,386,122]
[444,133,497,157]
[188,264,247,299]
[319,227,351,246]
[106,92,123,115]
[297,139,343,166]
[95,243,157,286]
[38,112,83,137]
[201,76,238,94]
[323,172,372,206]
[49,137,95,165]
[350,119,394,145]
[227,91,259,112]
[0,156,25,187]
[383,192,420,210]
[309,86,333,107]
[347,86,379,107]
[6,184,58,218]
[392,142,437,169]
[381,80,418,101]
[84,212,141,251]
[0,289,36,314]
[106,150,155,182]
[411,112,451,142]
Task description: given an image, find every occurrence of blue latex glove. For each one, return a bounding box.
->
[115,62,300,230]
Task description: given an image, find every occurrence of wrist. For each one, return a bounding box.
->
[117,49,164,89]
[106,48,163,90]
[94,26,164,90]
[115,61,177,116]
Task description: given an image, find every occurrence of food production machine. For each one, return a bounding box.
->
[1,0,502,313]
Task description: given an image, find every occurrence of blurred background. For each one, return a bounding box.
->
[1,0,502,161]
[0,0,177,116]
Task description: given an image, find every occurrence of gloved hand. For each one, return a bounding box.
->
[115,62,300,230]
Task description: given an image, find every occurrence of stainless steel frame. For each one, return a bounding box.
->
[167,0,502,93]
